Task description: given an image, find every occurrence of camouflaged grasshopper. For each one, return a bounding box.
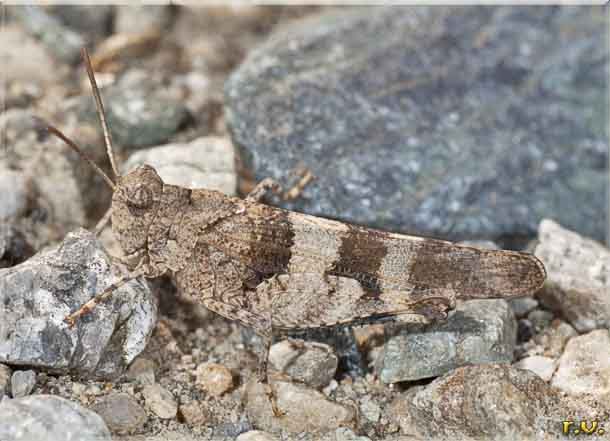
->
[45,49,546,399]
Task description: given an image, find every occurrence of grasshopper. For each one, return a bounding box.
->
[44,48,546,412]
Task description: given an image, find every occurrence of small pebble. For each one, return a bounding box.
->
[245,378,356,433]
[178,401,209,426]
[542,321,577,358]
[195,362,234,397]
[268,339,338,389]
[71,382,86,396]
[92,393,147,434]
[236,429,278,441]
[127,358,156,385]
[528,309,554,331]
[0,395,111,440]
[359,395,381,422]
[0,168,30,220]
[335,427,372,441]
[323,379,339,396]
[142,384,178,419]
[11,370,36,398]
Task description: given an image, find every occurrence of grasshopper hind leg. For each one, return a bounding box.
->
[255,330,286,418]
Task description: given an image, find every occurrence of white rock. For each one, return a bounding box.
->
[514,356,556,382]
[123,137,236,195]
[0,395,111,440]
[236,430,279,441]
[245,378,356,433]
[195,362,234,397]
[551,329,610,398]
[535,219,610,332]
[142,384,178,419]
[335,427,372,441]
[0,229,156,379]
[10,370,36,398]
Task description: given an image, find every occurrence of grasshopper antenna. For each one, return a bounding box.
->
[82,47,121,181]
[43,123,116,191]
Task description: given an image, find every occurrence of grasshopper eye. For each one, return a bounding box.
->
[127,184,153,211]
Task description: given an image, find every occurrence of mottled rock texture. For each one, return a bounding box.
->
[226,7,607,244]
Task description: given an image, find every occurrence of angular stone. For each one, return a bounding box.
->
[535,219,610,332]
[244,378,356,433]
[269,339,338,389]
[0,229,156,379]
[0,395,111,440]
[378,299,516,382]
[225,7,607,243]
[514,355,556,382]
[389,364,583,440]
[123,137,237,195]
[551,329,610,399]
[142,384,177,419]
[92,392,147,434]
[10,370,36,398]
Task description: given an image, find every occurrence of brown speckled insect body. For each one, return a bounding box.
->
[46,49,546,401]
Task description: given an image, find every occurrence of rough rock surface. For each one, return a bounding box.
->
[10,370,36,398]
[142,384,178,419]
[122,137,237,195]
[226,6,607,243]
[0,109,87,248]
[0,229,156,379]
[388,364,598,440]
[378,299,516,382]
[236,431,279,441]
[535,219,610,332]
[0,395,111,441]
[552,329,610,399]
[92,392,147,434]
[269,339,338,389]
[244,378,356,433]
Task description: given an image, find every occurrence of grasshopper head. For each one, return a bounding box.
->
[43,49,167,264]
[112,164,164,256]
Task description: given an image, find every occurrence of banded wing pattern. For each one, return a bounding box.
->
[197,203,545,328]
